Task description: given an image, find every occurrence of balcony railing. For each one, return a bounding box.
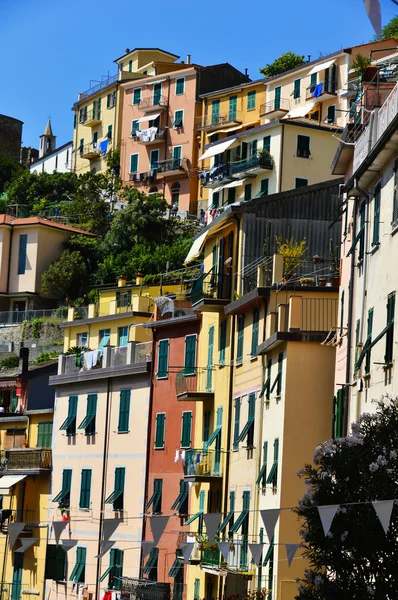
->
[305,80,337,100]
[202,546,221,567]
[156,158,185,175]
[0,583,30,600]
[200,164,232,188]
[139,95,168,111]
[58,341,152,375]
[230,153,273,175]
[134,128,166,144]
[183,448,223,479]
[0,307,68,325]
[110,346,128,367]
[191,267,233,306]
[197,112,242,130]
[135,342,152,363]
[80,143,101,159]
[79,74,118,101]
[85,109,102,125]
[5,448,52,471]
[175,368,214,396]
[260,98,290,116]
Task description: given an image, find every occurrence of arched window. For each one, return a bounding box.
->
[171,182,180,211]
[149,187,158,194]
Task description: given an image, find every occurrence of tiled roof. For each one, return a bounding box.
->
[0,215,95,236]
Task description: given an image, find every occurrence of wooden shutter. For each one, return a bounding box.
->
[181,412,192,448]
[37,422,52,448]
[153,479,163,513]
[263,136,271,152]
[219,320,227,364]
[130,154,138,173]
[203,410,210,443]
[385,293,396,363]
[237,315,244,363]
[310,73,317,87]
[372,183,381,246]
[176,78,185,94]
[184,335,196,375]
[157,339,169,378]
[18,234,27,275]
[277,352,283,395]
[133,89,141,105]
[153,83,162,104]
[229,95,237,119]
[118,390,131,433]
[274,87,281,109]
[79,469,92,509]
[173,146,182,161]
[155,413,165,448]
[233,397,241,450]
[393,159,398,225]
[251,308,259,356]
[244,184,252,202]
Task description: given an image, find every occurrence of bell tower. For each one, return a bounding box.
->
[39,119,56,158]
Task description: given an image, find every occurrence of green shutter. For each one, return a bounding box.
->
[203,410,210,443]
[393,159,398,226]
[340,290,345,336]
[114,467,125,510]
[157,339,169,378]
[107,125,112,140]
[18,234,27,275]
[263,136,271,153]
[293,79,301,99]
[372,182,381,246]
[45,544,66,581]
[176,78,185,95]
[118,390,131,433]
[327,105,336,123]
[219,320,227,365]
[244,183,252,202]
[118,326,128,347]
[173,146,182,161]
[129,60,132,72]
[78,394,97,435]
[260,178,269,195]
[333,388,344,438]
[211,100,220,124]
[69,547,86,583]
[256,441,268,485]
[266,439,279,486]
[79,469,92,509]
[155,413,166,449]
[206,326,214,391]
[184,335,196,375]
[181,412,192,448]
[310,73,317,87]
[130,154,138,173]
[274,87,281,110]
[277,352,283,395]
[108,549,123,590]
[194,579,200,600]
[385,293,396,363]
[60,396,78,435]
[233,397,241,450]
[132,120,139,134]
[236,315,244,363]
[247,91,256,110]
[229,95,237,120]
[154,83,162,104]
[153,479,163,514]
[251,308,259,356]
[37,422,52,448]
[174,110,184,128]
[133,89,141,105]
[365,309,373,374]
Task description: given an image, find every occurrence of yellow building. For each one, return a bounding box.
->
[0,352,56,600]
[72,48,180,175]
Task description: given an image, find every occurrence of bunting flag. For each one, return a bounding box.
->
[102,519,120,543]
[15,538,39,553]
[142,541,155,559]
[180,542,194,563]
[363,0,381,37]
[94,541,115,559]
[372,500,395,534]
[203,513,222,542]
[260,509,280,542]
[62,540,78,551]
[285,543,300,567]
[249,543,263,566]
[150,516,169,547]
[8,523,25,549]
[53,521,69,545]
[217,542,231,562]
[317,505,339,536]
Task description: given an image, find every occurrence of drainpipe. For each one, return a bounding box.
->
[278,123,285,193]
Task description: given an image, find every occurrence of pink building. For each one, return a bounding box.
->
[120,60,249,216]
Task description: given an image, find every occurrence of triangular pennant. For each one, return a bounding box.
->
[53,521,68,545]
[94,541,114,559]
[102,519,120,543]
[61,540,78,551]
[260,509,280,542]
[180,542,194,563]
[217,542,230,562]
[249,543,263,566]
[317,505,339,536]
[372,500,394,534]
[363,0,381,37]
[142,541,155,559]
[203,513,222,542]
[15,538,39,553]
[285,543,300,567]
[150,516,169,547]
[8,523,25,549]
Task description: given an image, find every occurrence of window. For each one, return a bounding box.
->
[77,332,88,348]
[53,469,72,508]
[219,320,227,365]
[98,329,110,349]
[263,135,271,153]
[118,390,131,433]
[247,90,256,110]
[274,87,281,110]
[266,438,279,486]
[233,397,241,450]
[118,326,128,347]
[153,83,162,105]
[293,79,301,99]
[10,390,17,413]
[333,388,344,438]
[244,183,252,202]
[107,125,112,140]
[230,490,250,534]
[212,191,220,208]
[184,334,196,375]
[296,135,310,158]
[269,353,283,396]
[392,158,398,226]
[45,545,66,581]
[69,547,86,584]
[106,549,124,590]
[385,292,396,363]
[365,308,373,375]
[259,178,269,196]
[128,60,132,72]
[79,138,84,154]
[171,182,180,209]
[18,234,27,275]
[256,441,268,486]
[237,393,255,446]
[347,201,366,259]
[372,182,381,246]
[194,579,200,600]
[211,100,220,125]
[142,547,158,581]
[59,396,78,436]
[236,315,244,364]
[79,469,92,509]
[173,110,184,128]
[105,467,125,511]
[176,78,185,95]
[133,88,141,105]
[78,394,97,435]
[310,73,317,88]
[229,95,237,120]
[131,120,139,136]
[171,480,188,514]
[218,490,235,535]
[172,146,182,166]
[157,339,169,378]
[206,325,214,392]
[251,308,259,357]
[340,290,345,337]
[326,105,336,123]
[107,93,114,109]
[295,178,308,188]
[150,149,159,169]
[227,186,236,204]
[130,154,139,173]
[73,114,76,129]
[93,131,98,145]
[37,422,52,447]
[203,410,210,444]
[154,413,165,449]
[181,411,192,448]
[325,64,337,93]
[145,479,162,514]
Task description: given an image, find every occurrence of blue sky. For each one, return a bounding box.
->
[0,0,396,149]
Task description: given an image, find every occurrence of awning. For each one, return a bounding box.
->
[136,113,160,123]
[198,138,237,161]
[223,179,246,189]
[184,230,209,264]
[145,78,166,86]
[284,102,317,119]
[308,58,336,76]
[0,474,26,493]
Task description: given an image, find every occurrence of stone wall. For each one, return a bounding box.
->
[0,322,64,362]
[0,114,23,161]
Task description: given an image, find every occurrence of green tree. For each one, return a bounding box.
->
[380,16,398,39]
[260,51,305,77]
[41,250,87,301]
[0,156,24,193]
[6,171,78,207]
[60,172,111,236]
[296,397,398,600]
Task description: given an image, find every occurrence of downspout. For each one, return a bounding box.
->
[278,123,285,193]
[95,376,112,600]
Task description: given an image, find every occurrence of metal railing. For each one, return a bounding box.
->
[139,95,168,110]
[305,80,337,99]
[197,112,242,129]
[175,368,214,396]
[80,143,101,157]
[0,308,68,325]
[85,108,101,123]
[260,98,290,115]
[183,449,222,478]
[5,448,52,471]
[230,153,273,175]
[202,546,221,567]
[61,342,151,375]
[156,159,184,173]
[110,346,128,367]
[191,267,232,305]
[79,74,118,101]
[0,583,30,600]
[135,128,166,143]
[200,164,231,187]
[226,535,249,571]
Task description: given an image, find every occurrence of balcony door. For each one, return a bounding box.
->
[11,554,23,600]
[153,83,162,105]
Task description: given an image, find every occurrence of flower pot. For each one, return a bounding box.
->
[318,277,327,287]
[331,276,340,287]
[210,544,217,551]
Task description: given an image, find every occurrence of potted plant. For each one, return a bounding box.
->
[318,276,328,287]
[300,277,315,287]
[276,236,307,282]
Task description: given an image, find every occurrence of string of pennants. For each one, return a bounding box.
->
[46,500,395,569]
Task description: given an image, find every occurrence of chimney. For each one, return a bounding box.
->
[245,68,248,77]
[136,272,143,286]
[186,54,191,65]
[307,55,311,63]
[117,275,126,287]
[19,347,29,376]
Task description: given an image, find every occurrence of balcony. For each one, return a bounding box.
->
[202,546,221,568]
[134,128,166,145]
[80,143,100,160]
[200,164,232,189]
[260,98,290,119]
[175,368,215,401]
[191,267,233,312]
[183,449,223,482]
[85,109,102,127]
[5,448,52,474]
[139,95,168,112]
[156,158,186,178]
[230,152,273,178]
[197,112,242,131]
[305,81,337,101]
